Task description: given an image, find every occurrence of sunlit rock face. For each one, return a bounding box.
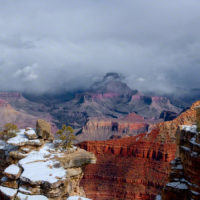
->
[78,101,200,200]
[0,121,96,200]
[77,113,150,141]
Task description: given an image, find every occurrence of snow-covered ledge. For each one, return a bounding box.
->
[0,121,96,200]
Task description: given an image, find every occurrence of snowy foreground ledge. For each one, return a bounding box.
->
[0,125,96,200]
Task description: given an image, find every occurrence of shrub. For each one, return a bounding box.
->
[0,123,18,141]
[56,125,76,149]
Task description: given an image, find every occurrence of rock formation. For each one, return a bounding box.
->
[78,101,200,200]
[160,107,200,200]
[77,113,150,141]
[0,121,96,200]
[0,72,181,131]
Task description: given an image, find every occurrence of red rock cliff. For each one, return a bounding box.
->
[78,101,200,200]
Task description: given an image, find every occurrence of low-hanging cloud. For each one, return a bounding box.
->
[0,0,200,94]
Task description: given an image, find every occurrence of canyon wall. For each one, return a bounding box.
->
[79,101,200,200]
[161,108,200,200]
[77,113,150,141]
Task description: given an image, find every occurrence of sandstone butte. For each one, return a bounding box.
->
[77,113,154,141]
[0,120,96,200]
[78,101,200,200]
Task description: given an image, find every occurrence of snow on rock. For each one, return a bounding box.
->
[19,186,32,194]
[18,143,66,187]
[17,192,48,200]
[0,125,96,199]
[166,182,188,190]
[7,129,28,145]
[67,196,91,200]
[181,146,190,152]
[7,129,43,146]
[25,128,38,139]
[0,186,17,198]
[20,159,66,186]
[180,125,197,133]
[4,164,21,179]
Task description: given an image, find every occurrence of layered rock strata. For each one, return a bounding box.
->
[0,121,96,200]
[79,101,200,200]
[77,113,150,141]
[79,133,176,200]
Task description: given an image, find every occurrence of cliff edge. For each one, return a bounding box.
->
[0,120,96,200]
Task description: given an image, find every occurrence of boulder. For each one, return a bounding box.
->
[57,148,97,169]
[36,119,54,141]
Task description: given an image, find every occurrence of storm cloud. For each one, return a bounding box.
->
[0,0,200,94]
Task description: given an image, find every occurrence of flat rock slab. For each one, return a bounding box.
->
[3,164,22,179]
[0,186,17,200]
[20,160,66,188]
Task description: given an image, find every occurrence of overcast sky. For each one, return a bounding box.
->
[0,0,200,94]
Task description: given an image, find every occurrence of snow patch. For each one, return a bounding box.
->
[181,146,190,152]
[166,182,188,190]
[17,192,48,200]
[25,129,36,136]
[7,129,28,145]
[19,143,66,185]
[0,186,17,197]
[181,125,197,133]
[4,164,20,176]
[20,160,66,184]
[19,186,32,194]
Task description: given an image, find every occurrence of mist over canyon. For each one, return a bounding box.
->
[1,1,200,199]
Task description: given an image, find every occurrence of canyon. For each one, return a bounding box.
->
[0,73,181,140]
[78,101,200,200]
[0,73,199,199]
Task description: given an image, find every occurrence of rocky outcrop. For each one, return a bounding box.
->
[0,121,96,200]
[78,101,200,200]
[160,107,200,200]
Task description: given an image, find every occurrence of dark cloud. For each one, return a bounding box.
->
[0,0,200,94]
